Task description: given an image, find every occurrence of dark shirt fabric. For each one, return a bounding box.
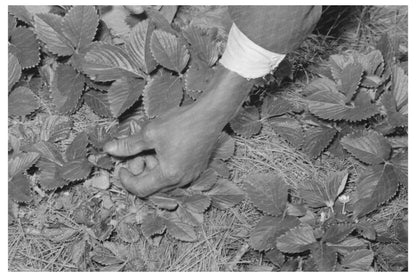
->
[228,6,322,54]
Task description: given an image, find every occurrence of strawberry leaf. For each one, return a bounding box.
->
[211,133,235,161]
[40,115,73,142]
[244,173,288,216]
[208,159,230,178]
[180,194,211,213]
[159,6,178,23]
[144,7,177,34]
[8,6,33,24]
[376,33,399,67]
[327,238,368,255]
[310,243,337,271]
[8,152,40,178]
[298,171,348,209]
[9,27,40,69]
[381,90,408,128]
[126,20,157,74]
[341,130,391,165]
[107,77,145,118]
[150,29,190,73]
[339,62,363,102]
[8,87,40,116]
[34,13,74,56]
[390,151,408,185]
[8,53,21,91]
[66,132,89,161]
[83,89,113,118]
[355,221,376,241]
[91,247,123,266]
[165,219,197,242]
[9,173,32,203]
[88,125,113,150]
[361,75,383,88]
[230,106,262,138]
[184,57,215,98]
[322,223,356,244]
[29,141,64,165]
[38,159,67,190]
[249,215,300,252]
[306,78,378,121]
[182,25,219,66]
[61,160,92,182]
[358,50,384,76]
[174,206,203,226]
[61,6,99,53]
[353,164,399,218]
[43,227,80,243]
[190,169,218,192]
[149,194,178,210]
[143,71,183,118]
[206,179,245,210]
[261,96,295,118]
[275,224,317,253]
[70,239,86,266]
[328,54,354,82]
[341,249,374,271]
[100,6,131,39]
[141,215,167,239]
[269,117,303,148]
[8,14,16,35]
[82,43,143,81]
[116,221,141,243]
[24,6,52,17]
[303,125,337,159]
[85,78,111,92]
[51,64,85,115]
[391,65,408,114]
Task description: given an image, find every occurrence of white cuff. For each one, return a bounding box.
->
[219,23,286,79]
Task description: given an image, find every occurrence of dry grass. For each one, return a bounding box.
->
[8,5,407,272]
[8,222,78,271]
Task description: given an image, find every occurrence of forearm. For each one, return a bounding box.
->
[189,6,322,132]
[193,65,254,128]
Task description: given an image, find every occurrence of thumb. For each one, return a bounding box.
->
[104,134,151,157]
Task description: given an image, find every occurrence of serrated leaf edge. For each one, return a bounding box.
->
[11,26,41,69]
[61,160,92,182]
[61,6,99,51]
[34,13,74,57]
[340,129,390,164]
[242,182,286,217]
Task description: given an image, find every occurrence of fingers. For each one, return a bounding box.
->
[127,156,158,175]
[104,134,151,157]
[127,157,145,175]
[119,166,171,198]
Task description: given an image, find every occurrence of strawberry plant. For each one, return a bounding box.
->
[8,5,407,271]
[8,5,245,265]
[234,32,407,271]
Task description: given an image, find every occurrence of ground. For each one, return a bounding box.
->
[8,5,408,271]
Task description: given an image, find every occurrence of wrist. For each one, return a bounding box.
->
[193,65,254,126]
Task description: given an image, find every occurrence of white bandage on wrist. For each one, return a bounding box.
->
[219,23,286,79]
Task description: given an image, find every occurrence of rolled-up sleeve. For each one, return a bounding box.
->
[228,6,322,54]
